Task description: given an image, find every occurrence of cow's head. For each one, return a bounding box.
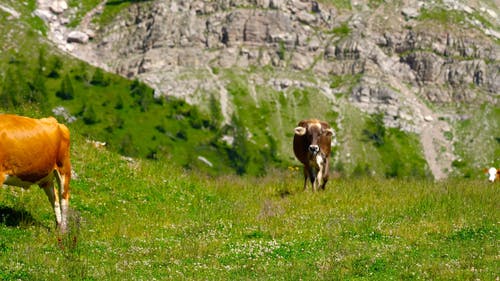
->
[486,167,499,182]
[294,122,334,156]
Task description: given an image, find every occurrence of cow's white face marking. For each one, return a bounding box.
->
[308,122,321,131]
[488,167,498,182]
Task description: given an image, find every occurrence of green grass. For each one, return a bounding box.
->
[418,7,468,26]
[0,137,498,280]
[1,0,498,180]
[318,0,351,10]
[330,22,351,38]
[337,105,430,178]
[452,104,500,177]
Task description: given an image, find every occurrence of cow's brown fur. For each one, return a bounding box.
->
[293,119,333,191]
[0,114,71,232]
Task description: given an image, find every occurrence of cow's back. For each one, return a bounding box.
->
[0,115,64,180]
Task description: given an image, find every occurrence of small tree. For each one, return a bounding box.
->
[82,104,98,125]
[90,68,108,86]
[119,134,138,157]
[56,74,74,100]
[130,79,153,112]
[28,73,47,104]
[209,92,223,128]
[0,66,29,109]
[114,94,124,110]
[226,114,249,175]
[47,56,63,78]
[27,49,48,105]
[73,62,89,83]
[362,113,386,147]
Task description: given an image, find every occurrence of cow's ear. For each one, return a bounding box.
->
[294,126,306,136]
[324,128,334,136]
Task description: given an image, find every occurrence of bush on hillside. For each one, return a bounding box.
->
[130,79,153,112]
[209,92,223,128]
[362,113,385,147]
[0,67,26,109]
[82,103,98,125]
[90,68,109,86]
[46,56,63,78]
[56,74,75,100]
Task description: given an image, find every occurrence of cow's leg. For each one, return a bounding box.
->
[308,166,316,191]
[302,166,311,190]
[320,174,329,190]
[41,180,62,229]
[54,169,70,233]
[313,155,325,192]
[320,159,330,190]
[314,168,322,192]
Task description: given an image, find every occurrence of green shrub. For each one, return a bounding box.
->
[332,22,351,37]
[418,7,467,26]
[90,68,109,86]
[362,113,386,147]
[56,74,75,100]
[82,103,98,125]
[46,56,63,78]
[209,92,223,128]
[277,40,286,60]
[226,115,249,175]
[130,79,153,112]
[0,67,25,109]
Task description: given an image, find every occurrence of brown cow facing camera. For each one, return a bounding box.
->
[293,119,334,191]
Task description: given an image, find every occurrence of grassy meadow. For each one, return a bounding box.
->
[0,136,498,280]
[0,1,499,279]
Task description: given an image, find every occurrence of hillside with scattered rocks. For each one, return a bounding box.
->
[4,0,499,179]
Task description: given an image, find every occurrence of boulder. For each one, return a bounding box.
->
[401,8,419,19]
[67,31,89,44]
[33,9,55,23]
[50,0,68,14]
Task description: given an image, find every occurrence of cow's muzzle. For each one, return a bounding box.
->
[308,145,320,155]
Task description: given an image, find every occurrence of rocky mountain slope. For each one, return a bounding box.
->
[21,0,500,178]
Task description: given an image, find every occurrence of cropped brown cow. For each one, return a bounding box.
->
[485,167,500,182]
[293,119,334,191]
[0,114,71,232]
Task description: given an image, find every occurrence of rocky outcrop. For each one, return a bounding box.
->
[80,1,498,100]
[0,3,21,19]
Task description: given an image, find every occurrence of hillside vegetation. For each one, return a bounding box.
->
[2,0,499,178]
[0,1,430,178]
[0,137,498,280]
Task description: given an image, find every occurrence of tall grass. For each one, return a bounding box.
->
[0,137,498,280]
